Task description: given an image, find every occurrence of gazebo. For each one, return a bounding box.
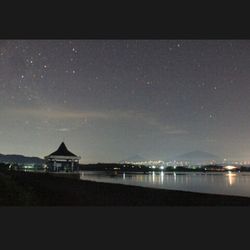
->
[44,142,81,172]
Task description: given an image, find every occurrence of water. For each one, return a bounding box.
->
[79,171,250,197]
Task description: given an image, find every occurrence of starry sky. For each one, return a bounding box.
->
[1,40,250,163]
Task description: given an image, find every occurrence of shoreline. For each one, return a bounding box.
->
[1,169,250,206]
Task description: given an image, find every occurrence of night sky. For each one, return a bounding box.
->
[1,40,250,163]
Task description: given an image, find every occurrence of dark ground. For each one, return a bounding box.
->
[1,169,250,206]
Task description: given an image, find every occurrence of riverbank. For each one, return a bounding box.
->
[1,169,250,206]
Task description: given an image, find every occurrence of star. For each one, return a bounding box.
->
[209,114,215,119]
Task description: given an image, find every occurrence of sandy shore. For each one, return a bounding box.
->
[1,169,250,206]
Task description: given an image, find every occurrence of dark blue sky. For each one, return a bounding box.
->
[0,40,250,162]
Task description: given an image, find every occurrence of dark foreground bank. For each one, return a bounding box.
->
[1,169,250,206]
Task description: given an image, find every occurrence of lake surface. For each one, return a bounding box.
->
[79,171,250,197]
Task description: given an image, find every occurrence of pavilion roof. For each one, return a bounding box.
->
[47,142,78,157]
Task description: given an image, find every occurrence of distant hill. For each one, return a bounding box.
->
[0,154,44,164]
[121,154,147,163]
[170,150,221,162]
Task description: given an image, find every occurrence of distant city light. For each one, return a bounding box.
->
[224,165,237,171]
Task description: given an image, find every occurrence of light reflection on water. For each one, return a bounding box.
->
[226,172,236,186]
[80,171,250,197]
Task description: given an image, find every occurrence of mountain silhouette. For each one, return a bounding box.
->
[171,150,220,161]
[121,154,146,163]
[0,154,44,164]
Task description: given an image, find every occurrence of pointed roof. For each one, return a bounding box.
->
[48,142,77,157]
